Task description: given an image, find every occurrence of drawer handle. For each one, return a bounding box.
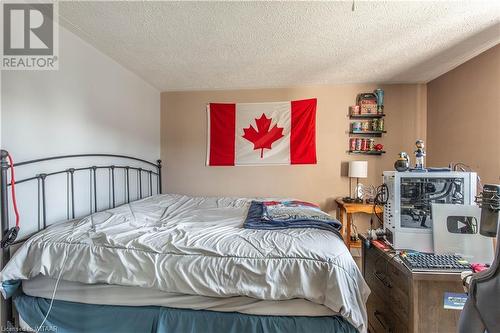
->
[374,271,392,289]
[374,310,393,333]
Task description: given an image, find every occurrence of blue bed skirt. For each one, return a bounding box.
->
[14,294,358,333]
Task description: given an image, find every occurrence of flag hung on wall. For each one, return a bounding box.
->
[207,98,317,166]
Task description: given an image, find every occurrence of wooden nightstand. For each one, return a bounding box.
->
[360,234,464,333]
[335,198,382,250]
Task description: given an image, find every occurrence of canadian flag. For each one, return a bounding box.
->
[207,98,317,166]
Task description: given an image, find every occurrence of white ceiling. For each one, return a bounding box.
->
[59,1,500,91]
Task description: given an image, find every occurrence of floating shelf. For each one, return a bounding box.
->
[349,113,385,119]
[349,130,386,137]
[348,150,386,155]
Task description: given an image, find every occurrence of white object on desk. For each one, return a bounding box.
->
[432,204,494,264]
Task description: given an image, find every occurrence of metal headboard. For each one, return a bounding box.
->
[0,149,162,329]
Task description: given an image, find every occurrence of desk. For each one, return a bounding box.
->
[360,234,463,333]
[335,198,382,250]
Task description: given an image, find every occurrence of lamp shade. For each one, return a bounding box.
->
[348,161,368,178]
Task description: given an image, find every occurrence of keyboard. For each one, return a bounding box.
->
[399,253,471,272]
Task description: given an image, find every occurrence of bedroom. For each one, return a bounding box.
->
[0,1,499,333]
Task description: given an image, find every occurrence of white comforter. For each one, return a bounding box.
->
[1,194,370,332]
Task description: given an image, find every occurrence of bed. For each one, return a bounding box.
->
[0,152,369,333]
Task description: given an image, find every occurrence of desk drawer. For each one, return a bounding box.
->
[365,247,410,322]
[387,263,410,321]
[367,292,408,333]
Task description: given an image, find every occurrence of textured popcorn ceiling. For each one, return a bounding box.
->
[59,1,500,91]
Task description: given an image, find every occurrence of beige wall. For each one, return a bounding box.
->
[427,44,500,184]
[161,84,426,218]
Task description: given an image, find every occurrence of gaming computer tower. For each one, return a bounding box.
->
[382,171,477,252]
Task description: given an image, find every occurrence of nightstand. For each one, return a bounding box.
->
[335,198,382,250]
[360,234,464,333]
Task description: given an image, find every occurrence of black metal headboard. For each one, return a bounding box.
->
[0,149,162,328]
[0,150,162,245]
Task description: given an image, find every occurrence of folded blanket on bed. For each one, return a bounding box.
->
[244,200,342,236]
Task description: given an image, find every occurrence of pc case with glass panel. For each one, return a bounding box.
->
[383,171,477,252]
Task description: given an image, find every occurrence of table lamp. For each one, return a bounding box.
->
[345,161,368,203]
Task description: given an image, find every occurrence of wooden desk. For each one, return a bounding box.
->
[335,198,382,250]
[360,234,463,333]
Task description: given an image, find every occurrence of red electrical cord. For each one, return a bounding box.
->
[1,153,20,248]
[6,153,20,229]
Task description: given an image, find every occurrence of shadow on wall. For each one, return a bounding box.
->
[321,197,338,215]
[340,161,350,177]
[320,162,349,213]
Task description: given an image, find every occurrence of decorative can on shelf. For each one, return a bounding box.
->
[374,88,384,114]
[357,93,378,114]
[349,105,361,115]
[361,139,369,151]
[372,119,379,131]
[351,122,362,132]
[361,121,371,132]
[377,118,384,131]
[355,138,362,151]
[367,138,375,151]
[349,138,357,151]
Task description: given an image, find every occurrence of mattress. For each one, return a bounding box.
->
[1,194,370,332]
[22,275,337,316]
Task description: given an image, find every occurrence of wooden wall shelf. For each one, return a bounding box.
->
[349,130,386,137]
[349,113,385,119]
[348,150,386,155]
[347,94,386,154]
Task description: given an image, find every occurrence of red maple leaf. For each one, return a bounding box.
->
[242,113,284,158]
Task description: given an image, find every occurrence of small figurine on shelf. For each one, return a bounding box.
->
[413,139,426,170]
[394,152,410,172]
